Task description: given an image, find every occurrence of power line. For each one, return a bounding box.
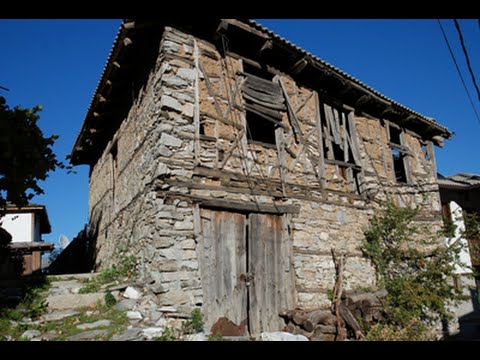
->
[437,19,480,125]
[453,19,480,102]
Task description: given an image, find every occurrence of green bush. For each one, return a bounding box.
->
[361,201,468,339]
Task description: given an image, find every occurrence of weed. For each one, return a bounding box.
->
[104,291,116,307]
[182,308,204,334]
[156,327,177,341]
[207,333,231,341]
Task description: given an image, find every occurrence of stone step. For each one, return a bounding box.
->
[46,293,105,311]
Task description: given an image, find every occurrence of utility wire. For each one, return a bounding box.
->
[453,19,480,102]
[437,19,480,125]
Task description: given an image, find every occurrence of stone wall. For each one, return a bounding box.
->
[88,25,444,313]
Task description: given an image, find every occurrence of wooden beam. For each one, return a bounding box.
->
[193,39,201,166]
[194,197,300,214]
[222,19,270,40]
[290,57,309,75]
[257,39,273,57]
[314,91,326,188]
[355,94,372,109]
[123,37,133,47]
[275,127,287,197]
[274,76,304,143]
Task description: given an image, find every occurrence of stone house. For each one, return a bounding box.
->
[70,19,451,334]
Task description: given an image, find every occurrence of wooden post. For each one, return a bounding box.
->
[347,112,367,196]
[314,92,326,188]
[275,127,287,198]
[193,39,201,166]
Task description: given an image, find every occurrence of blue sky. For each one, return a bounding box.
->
[1,19,479,247]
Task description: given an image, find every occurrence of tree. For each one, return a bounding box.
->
[0,95,65,211]
[361,201,468,340]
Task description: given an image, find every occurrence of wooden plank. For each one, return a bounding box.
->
[223,19,271,40]
[347,112,367,196]
[322,104,335,160]
[283,215,296,312]
[223,76,245,120]
[326,105,342,146]
[294,91,314,115]
[314,92,326,188]
[379,119,390,180]
[198,61,227,122]
[275,128,287,197]
[196,198,300,214]
[275,76,304,143]
[341,112,348,162]
[219,129,245,169]
[243,101,284,120]
[400,131,412,183]
[245,73,282,95]
[249,213,288,334]
[199,209,247,333]
[193,40,201,166]
[200,111,243,130]
[243,88,286,109]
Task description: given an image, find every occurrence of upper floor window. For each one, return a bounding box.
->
[320,103,361,173]
[386,123,410,183]
[242,64,285,147]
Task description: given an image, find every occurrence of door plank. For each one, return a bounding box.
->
[199,209,247,333]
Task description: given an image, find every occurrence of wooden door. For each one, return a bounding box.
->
[248,213,295,334]
[198,209,295,335]
[198,208,248,333]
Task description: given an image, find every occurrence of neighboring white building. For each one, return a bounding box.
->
[438,173,480,339]
[0,203,53,275]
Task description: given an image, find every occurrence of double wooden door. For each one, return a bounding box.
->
[198,208,295,335]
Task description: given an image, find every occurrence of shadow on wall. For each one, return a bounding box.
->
[47,210,102,275]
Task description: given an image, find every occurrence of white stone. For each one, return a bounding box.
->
[319,232,329,241]
[160,95,182,112]
[142,327,164,340]
[158,145,173,157]
[174,221,194,230]
[185,332,207,341]
[126,311,143,320]
[162,75,188,88]
[158,306,177,313]
[177,68,196,82]
[155,163,170,177]
[155,317,168,327]
[258,332,309,341]
[182,103,194,118]
[159,247,182,260]
[77,319,111,330]
[159,133,182,148]
[123,286,141,300]
[21,330,41,340]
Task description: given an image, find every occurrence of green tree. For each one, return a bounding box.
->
[361,201,468,340]
[0,95,65,210]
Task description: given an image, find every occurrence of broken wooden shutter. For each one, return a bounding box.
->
[243,73,286,145]
[321,103,364,194]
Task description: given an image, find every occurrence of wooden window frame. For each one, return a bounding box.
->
[385,121,411,184]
